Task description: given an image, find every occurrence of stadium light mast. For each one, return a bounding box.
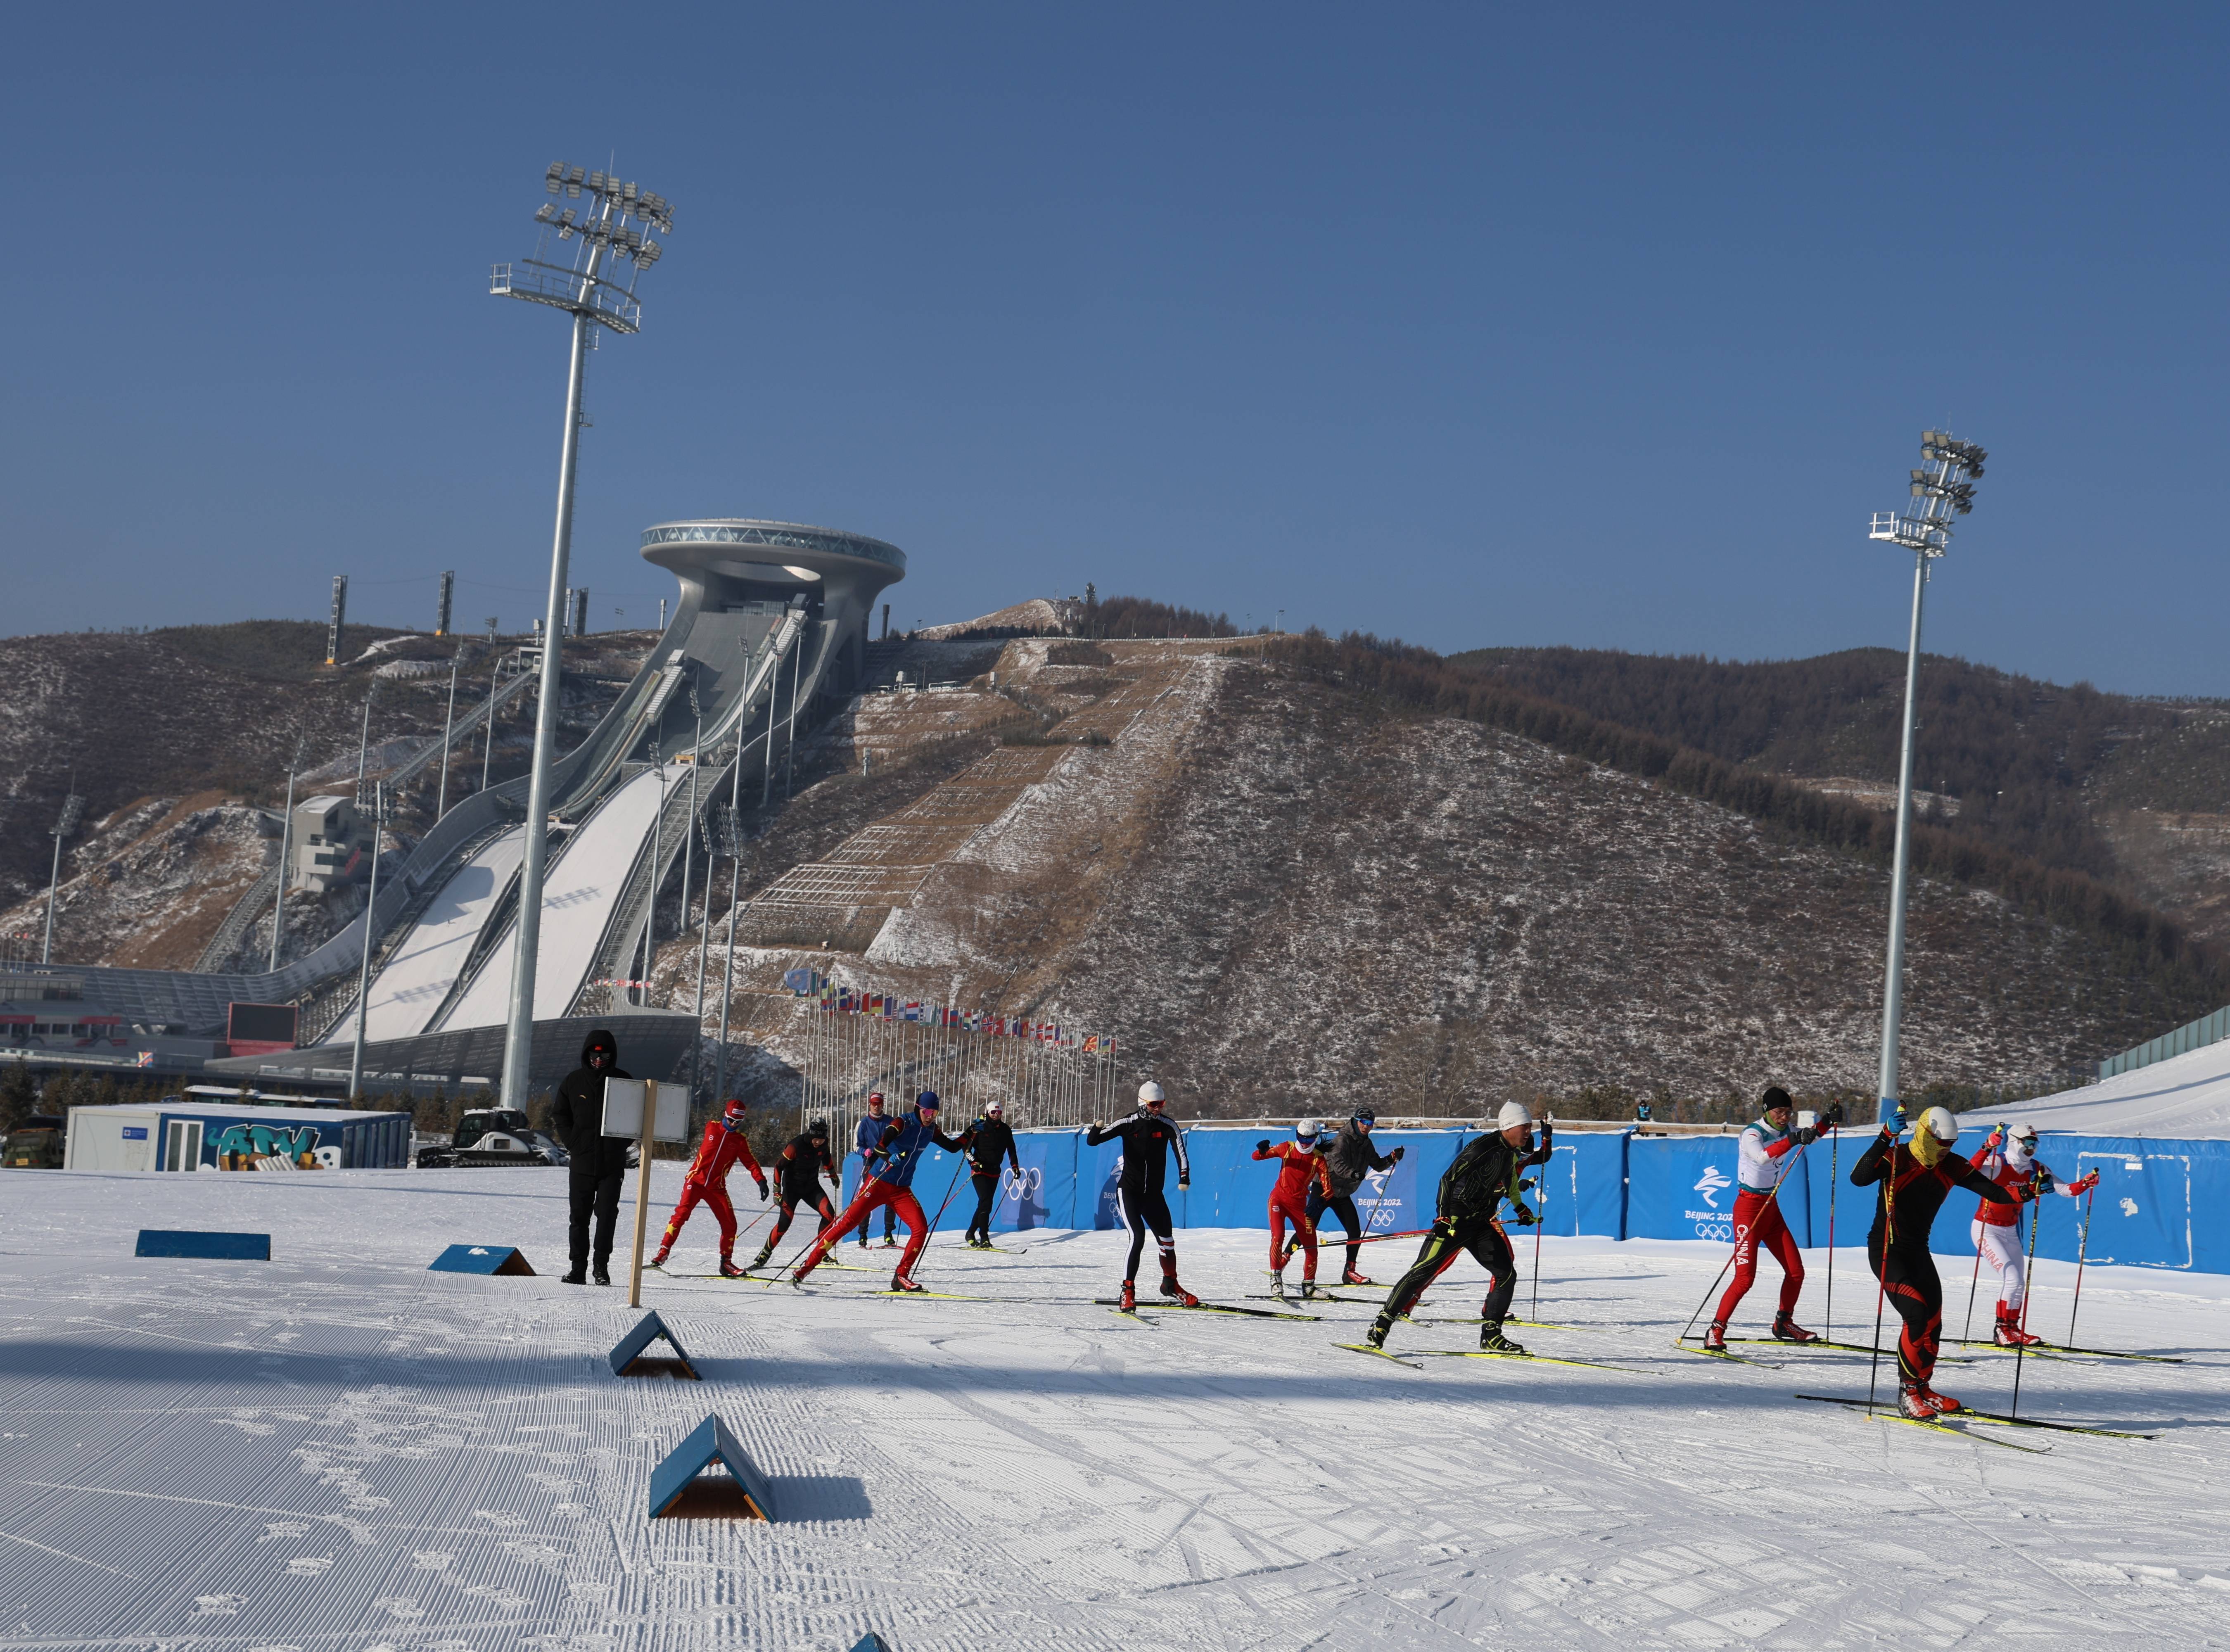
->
[1867,428,1986,1126]
[489,162,674,1111]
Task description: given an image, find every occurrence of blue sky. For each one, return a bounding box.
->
[4,5,2224,692]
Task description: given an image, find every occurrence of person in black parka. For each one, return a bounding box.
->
[549,1028,633,1284]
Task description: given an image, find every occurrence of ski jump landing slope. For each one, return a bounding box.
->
[346,826,527,1044]
[4,1167,2229,1649]
[436,764,678,1031]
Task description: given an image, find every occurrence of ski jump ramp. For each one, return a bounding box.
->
[324,519,904,1057]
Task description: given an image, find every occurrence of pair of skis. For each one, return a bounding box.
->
[1098,1298,1321,1322]
[1797,1392,2154,1447]
[1337,1339,1637,1372]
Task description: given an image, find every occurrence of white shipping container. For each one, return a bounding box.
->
[64,1109,159,1173]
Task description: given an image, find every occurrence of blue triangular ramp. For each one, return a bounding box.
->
[648,1415,778,1521]
[848,1636,895,1651]
[136,1230,269,1261]
[428,1244,535,1276]
[610,1310,700,1379]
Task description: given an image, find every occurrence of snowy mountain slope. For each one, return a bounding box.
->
[714,649,2215,1112]
[0,1166,2224,1649]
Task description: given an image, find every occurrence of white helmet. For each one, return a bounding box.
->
[1918,1106,1960,1143]
[2008,1123,2038,1146]
[1138,1080,1166,1106]
[1295,1118,1321,1141]
[1496,1101,1533,1132]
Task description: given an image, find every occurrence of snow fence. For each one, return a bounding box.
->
[842,1125,2230,1274]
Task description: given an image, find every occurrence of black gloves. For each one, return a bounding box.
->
[1506,1203,1539,1227]
[1390,1146,1405,1163]
[1256,1139,1271,1154]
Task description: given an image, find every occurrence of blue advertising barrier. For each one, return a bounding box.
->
[846,1123,2230,1276]
[837,1144,973,1232]
[992,1132,1078,1232]
[136,1230,270,1261]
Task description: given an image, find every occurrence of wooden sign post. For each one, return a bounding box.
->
[600,1078,690,1308]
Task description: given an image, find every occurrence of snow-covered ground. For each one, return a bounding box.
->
[5,1168,2229,1650]
[2001,1038,2230,1138]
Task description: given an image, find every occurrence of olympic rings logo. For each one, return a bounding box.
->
[1693,1221,1732,1242]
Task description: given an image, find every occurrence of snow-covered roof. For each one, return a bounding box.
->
[1995,1036,2230,1139]
[73,1101,408,1123]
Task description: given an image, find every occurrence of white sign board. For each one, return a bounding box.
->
[601,1078,691,1144]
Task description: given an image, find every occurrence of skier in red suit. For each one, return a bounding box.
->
[1253,1119,1332,1299]
[652,1099,768,1277]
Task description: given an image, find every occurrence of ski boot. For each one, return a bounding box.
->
[1342,1267,1374,1287]
[750,1243,774,1272]
[881,1236,900,1249]
[560,1267,587,1286]
[1269,1270,1289,1301]
[592,1267,612,1287]
[1994,1305,2042,1348]
[1120,1280,1137,1313]
[891,1273,925,1294]
[1898,1380,1939,1420]
[1159,1275,1200,1308]
[1771,1313,1819,1344]
[649,1247,671,1270]
[1702,1320,1728,1352]
[1365,1318,1390,1349]
[1299,1278,1321,1301]
[1479,1323,1528,1355]
[719,1257,745,1279]
[1921,1385,1963,1414]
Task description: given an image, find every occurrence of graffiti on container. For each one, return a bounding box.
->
[210,1122,341,1172]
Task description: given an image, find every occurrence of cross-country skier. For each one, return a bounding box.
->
[1703,1086,1831,1351]
[1255,1119,1333,1300]
[1288,1108,1404,1285]
[1085,1080,1196,1312]
[1969,1121,2097,1346]
[852,1092,901,1249]
[961,1101,1022,1248]
[796,1091,966,1291]
[750,1118,842,1272]
[550,1028,633,1286]
[1852,1105,2031,1419]
[651,1099,769,1277]
[1367,1101,1554,1353]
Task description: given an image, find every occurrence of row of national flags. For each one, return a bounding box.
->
[782,968,1113,1054]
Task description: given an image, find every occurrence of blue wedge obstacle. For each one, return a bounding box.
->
[610,1310,700,1379]
[648,1415,778,1521]
[135,1230,270,1261]
[428,1244,536,1276]
[848,1636,894,1651]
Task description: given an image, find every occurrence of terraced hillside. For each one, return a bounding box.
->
[655,638,2217,1115]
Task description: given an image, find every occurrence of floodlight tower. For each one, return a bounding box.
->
[489,162,675,1110]
[1866,428,1987,1125]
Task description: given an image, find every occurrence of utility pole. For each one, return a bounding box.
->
[490,161,674,1114]
[435,651,460,821]
[41,779,84,966]
[353,683,378,807]
[268,740,304,973]
[347,783,386,1101]
[481,655,503,793]
[1866,429,1987,1125]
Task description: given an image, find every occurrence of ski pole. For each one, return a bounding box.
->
[1960,1246,1983,1345]
[2010,1187,2042,1419]
[2067,1183,2097,1347]
[1866,1126,1898,1415]
[1825,1127,1839,1342]
[918,1152,970,1258]
[1530,1117,1550,1321]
